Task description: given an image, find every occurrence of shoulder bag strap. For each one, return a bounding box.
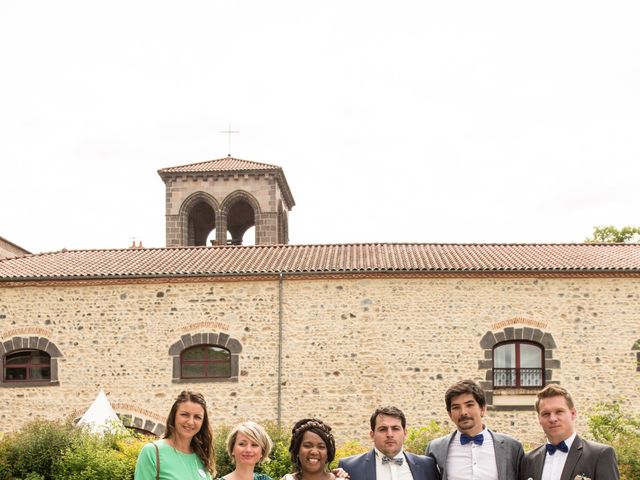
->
[153,441,160,480]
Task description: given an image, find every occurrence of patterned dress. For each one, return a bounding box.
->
[217,474,273,480]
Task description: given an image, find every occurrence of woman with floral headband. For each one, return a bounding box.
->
[281,418,349,480]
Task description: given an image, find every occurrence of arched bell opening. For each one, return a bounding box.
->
[226,199,255,245]
[187,201,216,246]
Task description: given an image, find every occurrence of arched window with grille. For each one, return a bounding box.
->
[3,349,51,382]
[493,341,544,388]
[180,345,231,379]
[169,332,242,383]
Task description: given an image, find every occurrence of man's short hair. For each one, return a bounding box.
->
[535,384,575,413]
[444,380,487,412]
[370,406,406,431]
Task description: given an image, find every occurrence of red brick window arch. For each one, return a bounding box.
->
[493,341,544,388]
[3,349,51,382]
[180,345,231,379]
[1,336,63,386]
[169,332,242,383]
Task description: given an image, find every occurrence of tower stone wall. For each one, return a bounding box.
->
[159,158,294,247]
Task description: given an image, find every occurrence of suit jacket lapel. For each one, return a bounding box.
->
[404,452,419,479]
[365,449,377,479]
[560,436,583,480]
[531,446,547,480]
[439,431,457,480]
[489,430,506,480]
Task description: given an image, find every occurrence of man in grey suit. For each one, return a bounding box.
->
[339,406,439,480]
[520,384,619,480]
[426,380,523,480]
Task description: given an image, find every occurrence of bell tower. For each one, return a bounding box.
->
[158,157,295,246]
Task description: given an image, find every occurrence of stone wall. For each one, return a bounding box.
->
[0,275,638,446]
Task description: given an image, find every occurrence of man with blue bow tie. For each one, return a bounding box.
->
[338,406,438,480]
[426,380,524,480]
[519,384,619,480]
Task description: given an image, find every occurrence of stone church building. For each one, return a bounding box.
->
[0,157,639,445]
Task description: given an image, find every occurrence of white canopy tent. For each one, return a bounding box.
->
[76,390,125,434]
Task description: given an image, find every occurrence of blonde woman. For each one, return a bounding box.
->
[218,421,274,480]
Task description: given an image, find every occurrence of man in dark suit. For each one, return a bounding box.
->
[520,384,619,480]
[426,380,523,480]
[338,406,439,480]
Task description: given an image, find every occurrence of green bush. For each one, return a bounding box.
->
[330,439,368,469]
[0,419,146,480]
[588,402,640,480]
[2,420,76,479]
[404,420,448,454]
[51,433,135,480]
[20,474,45,480]
[255,421,292,479]
[213,423,233,477]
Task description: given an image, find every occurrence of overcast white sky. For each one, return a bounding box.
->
[1,1,639,253]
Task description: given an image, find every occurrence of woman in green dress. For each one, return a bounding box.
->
[217,421,273,480]
[135,390,216,479]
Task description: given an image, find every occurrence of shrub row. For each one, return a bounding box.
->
[0,420,145,480]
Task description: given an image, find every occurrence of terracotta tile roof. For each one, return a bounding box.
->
[157,157,295,209]
[157,157,279,174]
[0,243,639,281]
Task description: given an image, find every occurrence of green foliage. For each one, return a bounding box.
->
[20,474,45,480]
[330,440,367,469]
[0,419,146,480]
[213,423,233,477]
[403,421,448,455]
[584,225,640,243]
[255,422,292,479]
[588,402,640,480]
[3,419,76,479]
[51,433,135,480]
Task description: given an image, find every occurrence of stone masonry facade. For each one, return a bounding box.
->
[0,274,638,446]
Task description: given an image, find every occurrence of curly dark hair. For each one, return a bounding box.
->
[288,418,336,477]
[164,390,216,475]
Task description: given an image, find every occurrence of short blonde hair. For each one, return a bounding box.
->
[226,421,273,464]
[535,384,575,413]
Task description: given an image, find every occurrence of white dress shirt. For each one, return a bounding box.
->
[374,448,414,480]
[541,432,576,480]
[446,428,499,480]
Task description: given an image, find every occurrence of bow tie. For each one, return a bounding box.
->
[381,456,404,465]
[546,441,569,455]
[460,433,484,445]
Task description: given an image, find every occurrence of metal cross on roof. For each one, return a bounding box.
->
[220,123,239,156]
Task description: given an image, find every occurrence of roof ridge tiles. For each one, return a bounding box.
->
[158,157,281,173]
